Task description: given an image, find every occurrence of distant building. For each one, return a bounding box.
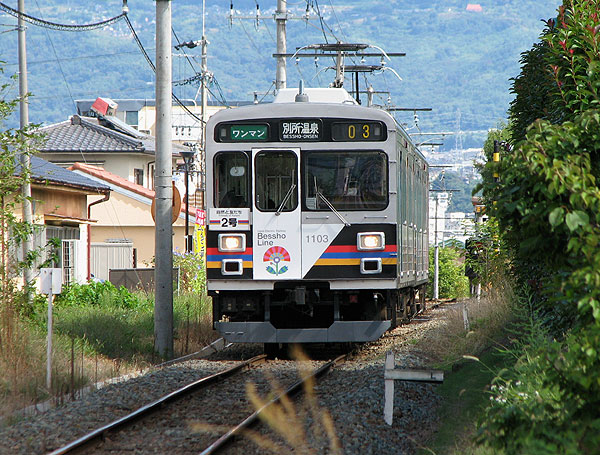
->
[429,192,475,246]
[75,98,254,146]
[10,156,110,286]
[466,4,483,12]
[38,114,186,191]
[429,192,449,245]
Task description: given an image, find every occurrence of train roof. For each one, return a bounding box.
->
[207,92,394,125]
[206,87,426,163]
[273,88,358,104]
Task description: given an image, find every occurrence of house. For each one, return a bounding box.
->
[10,156,111,287]
[74,98,254,145]
[37,114,187,190]
[69,163,197,280]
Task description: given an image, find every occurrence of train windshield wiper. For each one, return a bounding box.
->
[275,183,297,216]
[314,177,351,227]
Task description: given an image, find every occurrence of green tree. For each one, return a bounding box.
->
[479,0,600,323]
[428,246,469,299]
[476,2,600,453]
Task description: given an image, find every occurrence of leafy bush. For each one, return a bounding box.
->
[428,245,469,299]
[54,280,148,310]
[480,0,600,326]
[478,309,600,454]
[474,2,600,452]
[173,251,206,295]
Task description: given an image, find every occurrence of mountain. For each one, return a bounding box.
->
[0,0,560,151]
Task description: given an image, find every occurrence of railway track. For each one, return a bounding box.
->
[48,353,346,454]
[0,302,446,455]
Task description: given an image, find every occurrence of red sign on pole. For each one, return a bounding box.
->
[195,209,206,226]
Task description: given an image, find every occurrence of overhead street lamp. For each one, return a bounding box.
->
[180,148,196,253]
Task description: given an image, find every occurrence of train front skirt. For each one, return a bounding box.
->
[215,320,392,343]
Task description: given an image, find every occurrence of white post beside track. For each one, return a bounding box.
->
[384,351,395,425]
[383,351,444,426]
[41,268,62,390]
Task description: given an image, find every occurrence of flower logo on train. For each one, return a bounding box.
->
[263,246,290,276]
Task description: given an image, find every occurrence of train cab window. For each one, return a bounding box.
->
[255,151,298,212]
[304,151,388,211]
[215,152,249,208]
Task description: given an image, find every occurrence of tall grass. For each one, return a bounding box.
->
[1,280,216,419]
[419,263,515,454]
[419,275,514,369]
[191,346,343,454]
[173,292,216,356]
[0,303,121,418]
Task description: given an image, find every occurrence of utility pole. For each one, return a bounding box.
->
[231,2,317,92]
[200,0,208,211]
[155,0,174,359]
[275,0,286,90]
[18,0,34,300]
[433,194,439,300]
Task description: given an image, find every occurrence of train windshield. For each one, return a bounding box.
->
[304,151,388,211]
[215,152,249,208]
[255,151,298,212]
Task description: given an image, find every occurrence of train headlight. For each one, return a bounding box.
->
[218,233,246,252]
[357,232,385,251]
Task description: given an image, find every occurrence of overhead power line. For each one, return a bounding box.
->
[0,1,126,31]
[123,15,207,125]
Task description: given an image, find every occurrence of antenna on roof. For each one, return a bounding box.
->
[295,80,309,102]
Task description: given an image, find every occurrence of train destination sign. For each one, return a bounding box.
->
[331,121,386,141]
[229,125,268,141]
[218,124,269,142]
[279,119,322,141]
[216,118,384,142]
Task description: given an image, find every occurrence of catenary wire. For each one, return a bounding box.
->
[0,1,126,31]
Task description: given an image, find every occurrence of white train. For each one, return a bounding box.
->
[205,87,428,350]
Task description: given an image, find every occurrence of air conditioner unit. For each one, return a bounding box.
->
[91,97,118,117]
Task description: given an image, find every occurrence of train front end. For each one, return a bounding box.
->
[205,88,428,344]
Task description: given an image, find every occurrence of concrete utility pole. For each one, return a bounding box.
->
[275,0,287,90]
[18,0,34,299]
[200,0,208,209]
[155,0,174,359]
[433,195,439,300]
[200,15,208,154]
[232,2,317,92]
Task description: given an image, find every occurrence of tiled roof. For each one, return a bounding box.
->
[16,156,110,193]
[39,115,157,154]
[70,163,197,217]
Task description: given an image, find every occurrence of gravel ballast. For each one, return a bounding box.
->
[0,305,447,454]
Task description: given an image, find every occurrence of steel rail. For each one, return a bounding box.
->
[199,354,347,455]
[49,354,267,455]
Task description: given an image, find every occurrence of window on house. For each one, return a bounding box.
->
[148,163,155,189]
[126,110,139,127]
[134,168,144,186]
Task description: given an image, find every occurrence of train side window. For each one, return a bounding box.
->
[214,152,249,208]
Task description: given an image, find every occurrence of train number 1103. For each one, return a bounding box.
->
[306,234,329,243]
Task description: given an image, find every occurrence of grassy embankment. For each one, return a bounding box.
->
[0,281,216,419]
[417,281,515,455]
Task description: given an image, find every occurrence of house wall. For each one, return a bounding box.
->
[10,186,97,287]
[88,192,189,267]
[38,153,159,189]
[32,186,87,219]
[139,105,225,144]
